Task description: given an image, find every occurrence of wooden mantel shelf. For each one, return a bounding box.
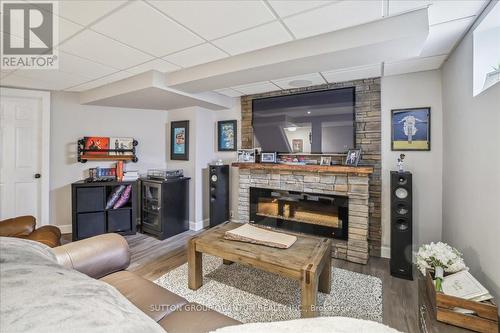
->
[231,163,373,175]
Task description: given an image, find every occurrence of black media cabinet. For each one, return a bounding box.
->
[141,177,190,240]
[71,180,137,241]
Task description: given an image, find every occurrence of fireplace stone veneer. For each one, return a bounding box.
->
[236,167,371,264]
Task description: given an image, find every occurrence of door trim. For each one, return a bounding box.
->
[0,87,51,226]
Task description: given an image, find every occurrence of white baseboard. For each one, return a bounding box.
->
[189,219,209,231]
[381,246,418,263]
[381,246,391,258]
[58,224,72,234]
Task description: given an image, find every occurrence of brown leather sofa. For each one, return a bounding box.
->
[0,215,61,247]
[52,233,240,333]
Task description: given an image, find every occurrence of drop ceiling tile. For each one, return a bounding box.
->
[215,88,244,97]
[322,64,381,83]
[232,81,281,95]
[59,29,153,70]
[384,55,447,76]
[1,69,14,79]
[57,0,130,26]
[148,0,276,40]
[268,0,334,18]
[283,0,384,39]
[0,73,57,90]
[388,1,430,16]
[271,73,326,89]
[65,71,133,92]
[2,69,89,90]
[92,1,203,57]
[428,0,487,25]
[58,18,85,43]
[421,16,475,56]
[127,59,180,74]
[213,21,292,55]
[163,43,227,68]
[58,51,117,79]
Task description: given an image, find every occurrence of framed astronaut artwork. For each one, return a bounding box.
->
[391,107,431,151]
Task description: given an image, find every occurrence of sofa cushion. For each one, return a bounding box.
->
[158,303,240,333]
[101,270,188,322]
[0,237,165,333]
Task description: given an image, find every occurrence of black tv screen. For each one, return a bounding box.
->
[252,87,355,154]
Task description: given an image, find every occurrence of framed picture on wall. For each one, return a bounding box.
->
[292,139,303,153]
[391,107,431,151]
[170,120,189,160]
[217,120,237,151]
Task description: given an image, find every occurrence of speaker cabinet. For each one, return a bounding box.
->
[209,165,229,227]
[390,171,413,280]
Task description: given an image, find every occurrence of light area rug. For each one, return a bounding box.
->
[155,255,383,323]
[210,317,401,333]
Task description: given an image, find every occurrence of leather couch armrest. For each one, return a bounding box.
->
[28,225,62,248]
[52,233,131,279]
[0,216,36,237]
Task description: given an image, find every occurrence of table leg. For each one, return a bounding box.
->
[188,238,202,290]
[223,259,234,265]
[318,256,331,294]
[301,268,318,318]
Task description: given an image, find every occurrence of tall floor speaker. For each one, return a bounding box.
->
[209,165,229,227]
[390,171,413,280]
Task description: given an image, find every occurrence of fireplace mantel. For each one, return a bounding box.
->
[232,162,373,175]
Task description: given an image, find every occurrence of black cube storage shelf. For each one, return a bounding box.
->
[71,180,138,241]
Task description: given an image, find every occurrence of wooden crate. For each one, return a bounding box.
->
[426,271,499,333]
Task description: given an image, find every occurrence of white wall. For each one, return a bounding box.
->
[166,103,241,230]
[381,70,443,256]
[50,92,168,230]
[442,18,500,309]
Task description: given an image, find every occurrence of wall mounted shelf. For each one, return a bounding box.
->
[77,139,139,163]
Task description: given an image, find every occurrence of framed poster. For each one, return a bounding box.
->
[292,139,303,153]
[170,120,189,160]
[217,120,237,151]
[391,107,431,151]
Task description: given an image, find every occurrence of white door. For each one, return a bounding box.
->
[0,88,50,225]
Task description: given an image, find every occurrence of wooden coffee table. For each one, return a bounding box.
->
[188,222,332,318]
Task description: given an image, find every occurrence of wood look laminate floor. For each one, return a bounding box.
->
[63,231,419,332]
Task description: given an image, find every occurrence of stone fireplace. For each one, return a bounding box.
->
[234,164,372,264]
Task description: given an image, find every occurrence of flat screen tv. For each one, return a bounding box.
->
[252,87,355,154]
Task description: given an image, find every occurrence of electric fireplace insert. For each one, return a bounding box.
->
[250,187,348,240]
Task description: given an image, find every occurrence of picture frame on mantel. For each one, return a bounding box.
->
[170,120,189,160]
[217,120,237,151]
[391,107,431,151]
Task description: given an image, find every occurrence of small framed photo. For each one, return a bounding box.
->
[391,107,430,151]
[237,149,255,163]
[320,156,332,166]
[217,120,237,151]
[345,149,361,166]
[171,120,189,160]
[261,152,277,163]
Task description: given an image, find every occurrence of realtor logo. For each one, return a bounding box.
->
[1,1,59,69]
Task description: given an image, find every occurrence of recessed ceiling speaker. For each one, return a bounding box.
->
[209,164,229,227]
[390,171,413,280]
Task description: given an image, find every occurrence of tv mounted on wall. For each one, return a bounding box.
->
[252,87,355,154]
